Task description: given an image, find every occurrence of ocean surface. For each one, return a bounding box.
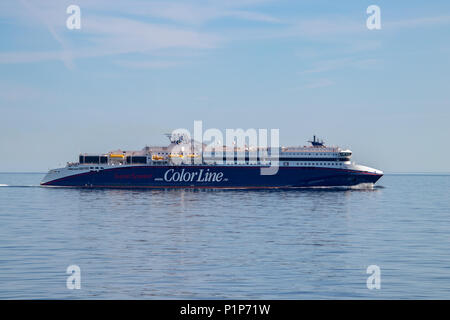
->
[0,173,449,299]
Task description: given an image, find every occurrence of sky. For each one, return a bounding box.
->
[0,0,449,172]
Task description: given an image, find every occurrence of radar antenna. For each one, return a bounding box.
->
[165,133,188,145]
[308,135,325,147]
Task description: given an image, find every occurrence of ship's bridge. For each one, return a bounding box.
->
[338,149,352,161]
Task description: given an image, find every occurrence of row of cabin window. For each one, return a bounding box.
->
[68,167,98,170]
[283,152,335,156]
[294,162,343,166]
[178,161,344,166]
[213,162,344,166]
[77,163,344,167]
[155,152,337,156]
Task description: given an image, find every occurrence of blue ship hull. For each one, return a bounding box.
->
[41,165,383,188]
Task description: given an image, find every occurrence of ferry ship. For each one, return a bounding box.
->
[41,135,383,188]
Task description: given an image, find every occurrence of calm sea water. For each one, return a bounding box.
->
[0,173,449,299]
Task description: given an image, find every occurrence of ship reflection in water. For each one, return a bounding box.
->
[2,173,450,299]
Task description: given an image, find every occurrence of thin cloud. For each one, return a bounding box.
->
[300,58,381,74]
[17,0,75,68]
[0,0,277,66]
[0,15,221,64]
[102,0,281,25]
[83,16,221,50]
[113,60,181,69]
[2,0,449,68]
[303,79,335,89]
[224,10,281,24]
[385,15,450,29]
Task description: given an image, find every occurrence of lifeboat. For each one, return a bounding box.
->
[152,155,164,160]
[109,154,125,159]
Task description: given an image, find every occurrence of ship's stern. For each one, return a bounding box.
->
[40,167,78,186]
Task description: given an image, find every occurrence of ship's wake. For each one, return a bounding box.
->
[349,183,376,189]
[0,183,384,190]
[0,184,41,188]
[292,183,383,191]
